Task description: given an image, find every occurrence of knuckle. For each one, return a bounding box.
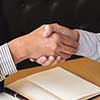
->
[69,40,74,46]
[69,48,74,53]
[53,33,60,41]
[43,24,47,26]
[42,24,46,27]
[70,41,79,49]
[42,24,49,28]
[71,41,77,47]
[70,48,76,53]
[68,40,76,48]
[54,23,59,26]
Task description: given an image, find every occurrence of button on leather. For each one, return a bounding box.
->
[50,0,59,12]
[23,4,32,13]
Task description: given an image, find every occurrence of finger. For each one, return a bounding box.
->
[59,43,78,55]
[51,56,62,66]
[50,23,66,33]
[50,23,73,38]
[36,56,48,65]
[43,56,55,66]
[60,34,79,48]
[57,52,72,60]
[43,23,67,37]
[29,58,35,62]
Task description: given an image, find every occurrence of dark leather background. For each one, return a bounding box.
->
[1,0,100,69]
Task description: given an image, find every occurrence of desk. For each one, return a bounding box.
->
[5,58,100,100]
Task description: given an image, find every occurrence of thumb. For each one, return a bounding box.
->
[49,23,73,38]
[29,58,36,62]
[43,25,53,37]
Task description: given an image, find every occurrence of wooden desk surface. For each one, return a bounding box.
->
[5,58,100,100]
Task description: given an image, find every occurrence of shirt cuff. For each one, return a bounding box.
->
[76,30,100,61]
[0,43,17,81]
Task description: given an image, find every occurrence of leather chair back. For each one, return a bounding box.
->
[2,0,100,39]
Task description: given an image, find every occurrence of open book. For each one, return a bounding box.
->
[2,67,100,100]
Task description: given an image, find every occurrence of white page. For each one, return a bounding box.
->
[27,67,100,100]
[0,93,19,100]
[8,79,60,100]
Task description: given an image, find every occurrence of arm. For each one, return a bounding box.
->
[33,24,79,66]
[43,24,100,61]
[0,24,77,81]
[35,24,100,66]
[0,25,55,81]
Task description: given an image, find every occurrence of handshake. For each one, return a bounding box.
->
[8,23,79,66]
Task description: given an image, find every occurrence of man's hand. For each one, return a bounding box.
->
[30,24,79,66]
[44,23,79,41]
[8,24,78,64]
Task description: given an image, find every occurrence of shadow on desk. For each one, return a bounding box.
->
[17,55,83,70]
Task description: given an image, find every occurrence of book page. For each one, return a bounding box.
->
[8,79,60,100]
[0,93,19,100]
[26,67,100,100]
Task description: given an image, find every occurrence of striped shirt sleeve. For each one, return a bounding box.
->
[0,43,17,81]
[76,30,100,61]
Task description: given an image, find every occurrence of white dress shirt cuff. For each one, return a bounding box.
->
[0,43,17,81]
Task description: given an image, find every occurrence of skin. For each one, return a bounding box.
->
[8,24,79,65]
[30,23,79,66]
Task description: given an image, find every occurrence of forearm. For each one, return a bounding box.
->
[76,30,100,61]
[8,36,28,64]
[0,35,30,81]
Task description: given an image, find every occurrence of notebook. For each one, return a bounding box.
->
[2,67,100,100]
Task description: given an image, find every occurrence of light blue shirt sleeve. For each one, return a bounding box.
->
[76,30,100,62]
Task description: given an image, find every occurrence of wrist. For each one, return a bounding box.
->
[8,36,28,64]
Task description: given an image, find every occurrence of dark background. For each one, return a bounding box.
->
[1,0,100,69]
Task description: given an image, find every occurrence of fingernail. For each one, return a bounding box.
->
[39,57,47,63]
[30,58,35,62]
[57,56,61,59]
[49,56,55,60]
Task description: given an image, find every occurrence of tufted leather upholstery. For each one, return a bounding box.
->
[1,0,100,68]
[2,0,100,39]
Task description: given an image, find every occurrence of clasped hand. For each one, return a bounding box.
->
[29,23,79,66]
[8,23,79,66]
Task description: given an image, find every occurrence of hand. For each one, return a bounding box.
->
[30,24,79,66]
[8,24,78,64]
[44,23,79,41]
[30,56,62,66]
